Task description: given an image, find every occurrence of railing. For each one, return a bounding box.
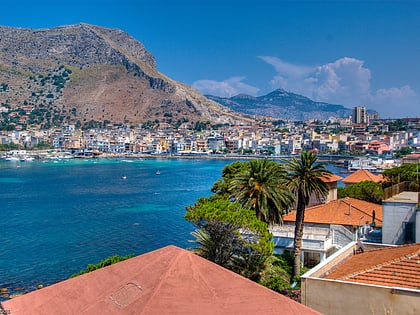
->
[330,224,355,247]
[270,225,330,240]
[271,225,332,250]
[271,224,357,252]
[384,181,420,201]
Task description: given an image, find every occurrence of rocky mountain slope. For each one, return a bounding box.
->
[206,89,352,121]
[0,23,250,129]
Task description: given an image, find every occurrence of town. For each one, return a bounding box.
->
[1,106,419,164]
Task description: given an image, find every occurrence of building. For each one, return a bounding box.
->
[367,140,390,155]
[311,174,343,206]
[382,189,419,245]
[301,242,420,315]
[342,168,383,186]
[352,106,367,124]
[401,153,420,165]
[271,197,382,267]
[2,246,321,315]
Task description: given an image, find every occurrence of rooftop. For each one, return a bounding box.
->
[283,197,382,227]
[320,173,343,183]
[325,243,420,290]
[342,169,383,184]
[2,245,321,315]
[384,191,419,204]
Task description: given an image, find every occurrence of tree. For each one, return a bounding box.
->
[211,161,249,196]
[338,180,384,204]
[185,196,273,281]
[382,163,419,192]
[383,164,418,187]
[285,151,331,278]
[229,159,295,224]
[393,147,413,158]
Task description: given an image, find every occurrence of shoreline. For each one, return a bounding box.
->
[0,150,358,164]
[85,152,357,163]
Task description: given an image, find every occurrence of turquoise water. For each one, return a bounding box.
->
[0,158,232,297]
[0,157,342,298]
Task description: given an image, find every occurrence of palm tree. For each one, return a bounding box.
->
[229,159,295,224]
[285,151,332,278]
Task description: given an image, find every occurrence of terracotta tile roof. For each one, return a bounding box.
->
[325,243,420,290]
[320,173,342,183]
[342,169,383,184]
[2,245,321,315]
[283,197,382,227]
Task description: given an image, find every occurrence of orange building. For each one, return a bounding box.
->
[367,140,390,155]
[342,168,383,186]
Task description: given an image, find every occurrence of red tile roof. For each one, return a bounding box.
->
[325,243,420,290]
[283,197,382,227]
[2,246,321,315]
[320,173,343,183]
[342,169,383,184]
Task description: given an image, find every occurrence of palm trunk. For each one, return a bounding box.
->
[292,198,306,279]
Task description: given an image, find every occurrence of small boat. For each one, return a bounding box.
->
[121,176,127,180]
[156,170,161,175]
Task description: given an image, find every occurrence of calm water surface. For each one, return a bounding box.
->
[0,158,232,296]
[0,157,342,297]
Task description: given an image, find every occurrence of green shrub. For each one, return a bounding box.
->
[70,254,134,278]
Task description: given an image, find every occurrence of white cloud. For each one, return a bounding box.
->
[310,57,372,104]
[192,77,259,98]
[259,56,313,78]
[368,86,418,118]
[260,56,419,118]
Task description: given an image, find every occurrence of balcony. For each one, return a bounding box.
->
[270,224,355,252]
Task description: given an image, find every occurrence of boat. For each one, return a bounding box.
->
[5,156,20,161]
[347,158,379,173]
[156,170,161,175]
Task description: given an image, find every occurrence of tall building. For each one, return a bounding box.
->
[352,106,367,124]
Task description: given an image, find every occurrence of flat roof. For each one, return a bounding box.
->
[384,191,419,204]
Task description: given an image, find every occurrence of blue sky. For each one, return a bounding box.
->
[1,0,419,118]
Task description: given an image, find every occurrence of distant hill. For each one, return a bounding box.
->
[206,89,353,121]
[0,23,251,129]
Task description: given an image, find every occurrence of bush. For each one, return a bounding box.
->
[338,180,384,204]
[258,252,307,302]
[70,254,134,278]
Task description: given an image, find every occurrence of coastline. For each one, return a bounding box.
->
[86,152,357,163]
[0,150,358,165]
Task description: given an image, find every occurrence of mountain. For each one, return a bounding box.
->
[206,89,352,121]
[0,23,250,129]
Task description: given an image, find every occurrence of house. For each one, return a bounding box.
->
[301,242,420,315]
[270,197,382,267]
[367,140,390,155]
[382,188,419,245]
[342,168,383,186]
[401,153,420,165]
[313,173,343,206]
[2,246,321,315]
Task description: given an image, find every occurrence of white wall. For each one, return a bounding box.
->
[302,277,420,315]
[382,198,417,245]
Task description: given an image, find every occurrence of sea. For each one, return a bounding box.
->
[0,157,342,299]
